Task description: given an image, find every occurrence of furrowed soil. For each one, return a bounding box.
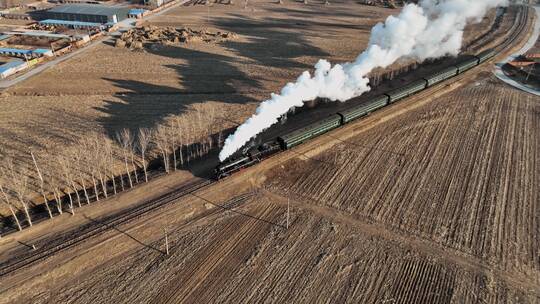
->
[2,71,539,303]
[1,2,538,304]
[0,0,501,217]
[0,0,395,217]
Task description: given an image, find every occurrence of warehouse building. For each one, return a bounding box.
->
[44,4,130,24]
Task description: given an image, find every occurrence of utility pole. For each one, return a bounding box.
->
[525,64,533,82]
[164,228,169,255]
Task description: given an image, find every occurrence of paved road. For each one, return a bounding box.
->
[493,4,540,96]
[0,0,189,90]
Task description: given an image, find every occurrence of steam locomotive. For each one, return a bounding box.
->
[215,49,496,180]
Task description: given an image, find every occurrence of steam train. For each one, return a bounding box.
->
[215,49,496,180]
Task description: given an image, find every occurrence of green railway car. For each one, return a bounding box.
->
[477,49,496,63]
[424,66,458,87]
[338,95,389,123]
[277,114,341,149]
[385,79,428,103]
[456,58,478,73]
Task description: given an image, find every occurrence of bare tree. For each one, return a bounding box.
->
[91,135,109,199]
[72,148,91,204]
[102,139,117,195]
[168,125,178,171]
[6,160,32,227]
[30,152,53,219]
[154,125,171,173]
[117,129,134,188]
[49,176,64,215]
[79,137,100,201]
[58,156,77,213]
[0,178,22,231]
[138,128,151,182]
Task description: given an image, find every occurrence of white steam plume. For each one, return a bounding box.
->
[219,0,508,161]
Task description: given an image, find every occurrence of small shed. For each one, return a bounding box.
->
[0,60,27,78]
[128,8,146,19]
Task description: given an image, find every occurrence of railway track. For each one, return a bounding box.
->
[0,179,213,278]
[494,5,529,53]
[0,3,532,279]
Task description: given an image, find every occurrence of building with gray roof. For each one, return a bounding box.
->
[44,4,130,24]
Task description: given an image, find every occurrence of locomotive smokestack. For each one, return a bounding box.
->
[219,0,508,162]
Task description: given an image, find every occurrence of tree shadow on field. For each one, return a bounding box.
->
[97,15,330,141]
[213,15,331,69]
[97,46,260,141]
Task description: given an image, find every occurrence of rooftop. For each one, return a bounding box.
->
[47,4,126,16]
[0,47,33,55]
[0,60,25,73]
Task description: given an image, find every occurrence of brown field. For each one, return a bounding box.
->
[0,0,506,220]
[0,1,396,216]
[0,1,538,303]
[1,71,539,303]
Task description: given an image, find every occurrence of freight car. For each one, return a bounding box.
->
[215,49,496,180]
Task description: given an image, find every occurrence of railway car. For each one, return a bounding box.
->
[277,114,341,149]
[423,66,458,87]
[215,49,499,180]
[385,79,428,103]
[338,95,389,123]
[456,57,479,73]
[476,48,496,63]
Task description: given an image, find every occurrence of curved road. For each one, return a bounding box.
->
[493,4,540,96]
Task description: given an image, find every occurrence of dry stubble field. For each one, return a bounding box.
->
[3,71,539,303]
[0,0,498,199]
[2,2,538,303]
[0,0,396,216]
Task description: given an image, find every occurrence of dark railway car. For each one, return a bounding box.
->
[424,66,458,87]
[338,95,389,123]
[476,48,496,63]
[385,79,428,103]
[277,114,341,149]
[456,57,479,73]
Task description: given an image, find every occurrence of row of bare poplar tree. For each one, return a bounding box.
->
[0,108,223,234]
